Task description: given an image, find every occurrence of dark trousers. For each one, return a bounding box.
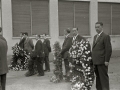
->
[64,59,70,75]
[44,56,50,71]
[28,58,36,74]
[35,57,44,75]
[0,74,6,90]
[95,65,109,90]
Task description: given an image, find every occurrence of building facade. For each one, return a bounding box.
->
[1,0,120,55]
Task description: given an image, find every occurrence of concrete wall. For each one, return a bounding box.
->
[1,0,120,58]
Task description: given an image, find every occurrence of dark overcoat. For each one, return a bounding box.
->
[0,35,8,75]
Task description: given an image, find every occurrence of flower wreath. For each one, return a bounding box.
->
[9,43,30,71]
[69,39,94,90]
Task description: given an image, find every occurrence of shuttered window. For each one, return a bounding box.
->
[31,0,49,35]
[58,1,90,36]
[112,4,120,35]
[98,2,120,35]
[12,0,49,37]
[0,1,1,27]
[75,2,89,35]
[59,1,74,36]
[12,0,31,37]
[98,3,111,35]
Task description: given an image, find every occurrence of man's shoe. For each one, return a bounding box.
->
[37,74,44,76]
[25,71,34,77]
[44,70,47,72]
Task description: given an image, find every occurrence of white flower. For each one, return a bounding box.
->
[54,57,56,60]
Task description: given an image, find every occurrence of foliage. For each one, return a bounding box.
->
[50,41,63,83]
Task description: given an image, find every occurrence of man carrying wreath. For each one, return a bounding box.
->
[69,28,94,90]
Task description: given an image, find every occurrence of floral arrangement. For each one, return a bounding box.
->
[50,41,63,83]
[69,39,94,90]
[9,43,30,71]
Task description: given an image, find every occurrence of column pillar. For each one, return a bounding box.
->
[89,0,98,44]
[49,0,59,45]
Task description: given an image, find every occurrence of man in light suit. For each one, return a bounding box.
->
[0,28,8,90]
[92,22,112,90]
[42,34,51,72]
[59,28,72,81]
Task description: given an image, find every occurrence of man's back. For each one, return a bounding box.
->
[33,40,44,57]
[24,38,34,53]
[0,36,8,75]
[61,35,72,58]
[43,39,51,56]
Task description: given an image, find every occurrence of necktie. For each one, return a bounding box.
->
[95,34,99,43]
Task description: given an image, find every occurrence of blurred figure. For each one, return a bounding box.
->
[0,28,8,90]
[24,32,34,54]
[24,32,34,76]
[59,28,72,81]
[18,32,26,49]
[42,33,51,72]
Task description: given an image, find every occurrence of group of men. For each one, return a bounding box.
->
[59,22,112,90]
[18,32,51,77]
[0,21,112,90]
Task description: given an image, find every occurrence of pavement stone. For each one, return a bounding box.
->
[6,57,120,90]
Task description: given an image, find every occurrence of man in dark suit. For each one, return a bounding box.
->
[92,22,112,90]
[18,32,26,49]
[42,34,51,72]
[0,29,8,90]
[59,28,72,79]
[32,35,45,76]
[24,32,35,77]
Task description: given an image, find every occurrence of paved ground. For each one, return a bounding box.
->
[6,57,120,90]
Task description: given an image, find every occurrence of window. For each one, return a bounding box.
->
[12,0,49,37]
[58,1,90,36]
[98,2,120,35]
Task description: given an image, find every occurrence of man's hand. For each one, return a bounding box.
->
[105,62,109,66]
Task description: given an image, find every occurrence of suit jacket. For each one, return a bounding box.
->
[32,40,44,58]
[92,32,112,65]
[19,37,26,49]
[43,39,51,56]
[60,34,72,59]
[0,35,8,75]
[24,38,34,53]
